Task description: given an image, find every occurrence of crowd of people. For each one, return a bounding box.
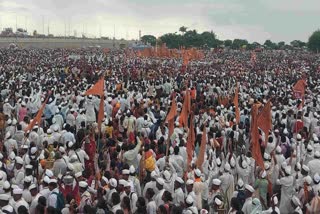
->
[1,47,320,214]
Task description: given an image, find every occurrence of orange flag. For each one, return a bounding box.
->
[233,84,240,124]
[25,95,50,132]
[85,76,105,132]
[97,95,105,132]
[187,114,195,166]
[251,104,265,170]
[196,126,207,170]
[85,77,104,96]
[293,79,307,109]
[257,101,272,139]
[179,90,191,127]
[165,95,177,139]
[293,79,307,98]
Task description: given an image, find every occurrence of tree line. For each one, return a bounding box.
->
[141,26,320,52]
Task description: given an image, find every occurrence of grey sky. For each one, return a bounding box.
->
[0,0,319,43]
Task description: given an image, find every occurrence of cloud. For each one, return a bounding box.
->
[0,0,318,42]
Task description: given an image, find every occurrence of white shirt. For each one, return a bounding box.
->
[48,188,60,208]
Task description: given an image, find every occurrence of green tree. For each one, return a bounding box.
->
[224,40,233,47]
[179,26,188,34]
[308,30,320,52]
[264,40,278,49]
[291,40,306,48]
[278,41,285,48]
[159,33,183,49]
[231,39,248,49]
[141,35,157,46]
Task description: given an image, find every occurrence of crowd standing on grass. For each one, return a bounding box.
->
[0,47,320,214]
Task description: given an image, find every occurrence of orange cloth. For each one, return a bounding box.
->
[179,91,191,128]
[25,94,50,132]
[257,101,272,138]
[251,104,264,170]
[85,77,104,96]
[187,114,195,166]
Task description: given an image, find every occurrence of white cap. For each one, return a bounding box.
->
[49,179,57,184]
[285,166,291,175]
[59,147,65,153]
[276,146,282,153]
[302,165,310,172]
[68,141,74,148]
[46,169,54,178]
[122,169,130,175]
[109,178,117,187]
[24,177,32,183]
[304,176,312,185]
[31,147,37,154]
[214,197,223,205]
[194,169,201,177]
[314,173,320,183]
[242,160,248,169]
[186,179,194,185]
[47,129,52,134]
[163,170,171,180]
[245,184,255,193]
[13,188,23,195]
[224,163,231,171]
[237,178,244,187]
[101,176,108,184]
[21,145,29,149]
[129,165,135,174]
[151,171,158,179]
[3,181,10,190]
[212,179,221,186]
[118,179,128,186]
[0,194,10,201]
[43,176,50,184]
[79,181,88,188]
[272,196,279,205]
[26,164,33,169]
[175,177,184,184]
[261,170,267,178]
[263,153,271,160]
[74,172,82,178]
[186,195,194,204]
[315,151,320,158]
[307,144,313,151]
[2,205,14,213]
[29,183,37,190]
[15,157,23,165]
[156,177,165,185]
[297,134,302,140]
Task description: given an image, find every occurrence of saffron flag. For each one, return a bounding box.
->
[165,95,177,138]
[233,84,240,124]
[293,79,307,109]
[179,90,191,127]
[293,79,307,98]
[85,76,105,132]
[25,95,50,132]
[257,100,272,139]
[251,104,265,170]
[85,77,105,96]
[196,126,207,170]
[187,114,195,166]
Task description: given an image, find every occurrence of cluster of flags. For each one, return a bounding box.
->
[136,46,205,67]
[23,74,307,179]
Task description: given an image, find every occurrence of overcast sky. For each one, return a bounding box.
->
[0,0,319,43]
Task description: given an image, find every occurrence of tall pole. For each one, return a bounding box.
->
[42,16,44,35]
[16,15,18,32]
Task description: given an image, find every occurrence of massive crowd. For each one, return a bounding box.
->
[0,47,320,214]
